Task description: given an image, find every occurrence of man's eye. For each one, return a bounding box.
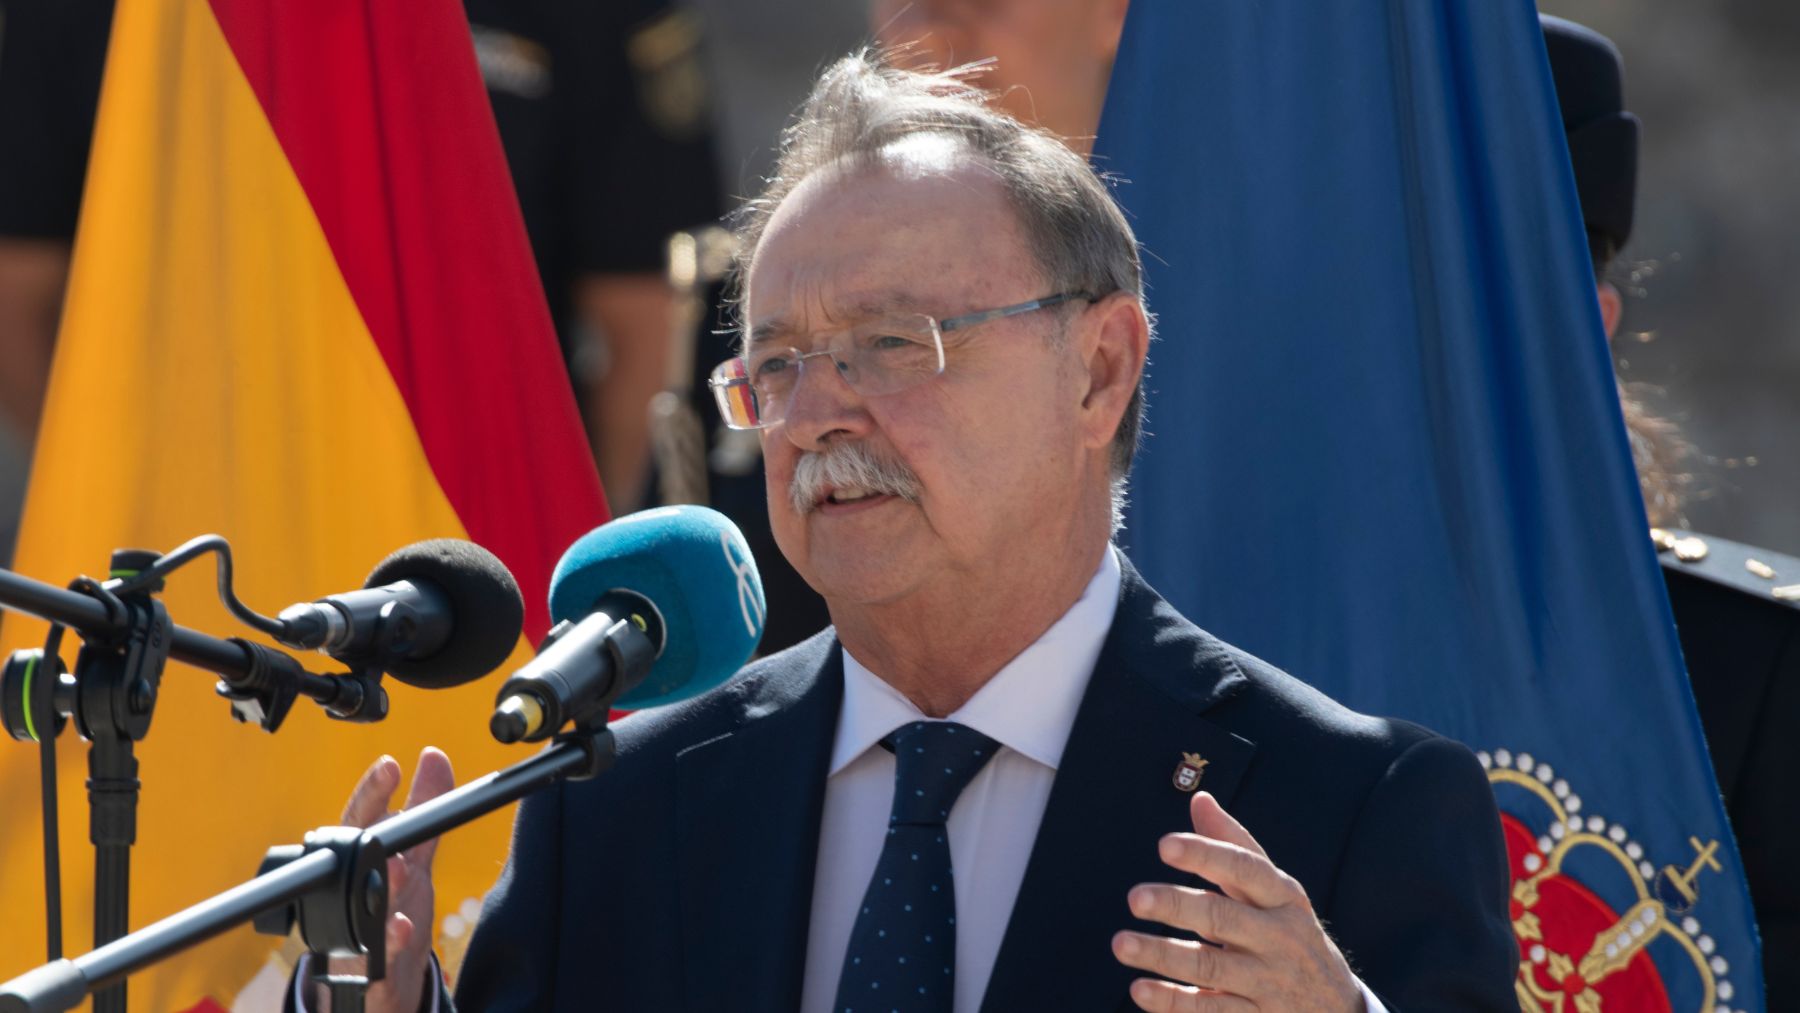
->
[753,356,793,377]
[870,333,920,350]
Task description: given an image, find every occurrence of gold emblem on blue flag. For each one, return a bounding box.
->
[1481,748,1740,1010]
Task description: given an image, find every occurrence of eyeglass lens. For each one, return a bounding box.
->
[710,314,944,429]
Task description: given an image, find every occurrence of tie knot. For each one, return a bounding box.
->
[885,721,999,826]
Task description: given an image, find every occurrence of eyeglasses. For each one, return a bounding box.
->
[708,291,1096,430]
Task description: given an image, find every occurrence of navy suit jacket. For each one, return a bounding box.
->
[448,563,1517,1010]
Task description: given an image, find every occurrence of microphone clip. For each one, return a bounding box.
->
[213,644,389,732]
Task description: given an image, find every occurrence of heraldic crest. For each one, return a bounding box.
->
[1481,747,1743,1012]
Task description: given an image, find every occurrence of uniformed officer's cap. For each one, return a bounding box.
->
[1541,14,1639,259]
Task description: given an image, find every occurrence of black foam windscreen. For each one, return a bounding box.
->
[365,539,524,688]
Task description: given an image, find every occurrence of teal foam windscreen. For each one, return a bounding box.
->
[548,506,765,708]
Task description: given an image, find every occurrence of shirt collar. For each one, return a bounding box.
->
[831,546,1124,775]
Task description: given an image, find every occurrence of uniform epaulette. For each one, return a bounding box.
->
[1653,527,1800,609]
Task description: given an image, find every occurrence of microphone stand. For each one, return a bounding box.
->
[0,722,618,1013]
[70,551,168,1013]
[0,554,387,1013]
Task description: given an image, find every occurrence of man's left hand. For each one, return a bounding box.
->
[1111,791,1364,1012]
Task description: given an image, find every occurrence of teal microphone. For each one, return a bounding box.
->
[490,506,766,743]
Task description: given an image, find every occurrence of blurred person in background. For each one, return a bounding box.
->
[466,0,723,513]
[1543,0,1800,559]
[870,0,1129,154]
[1544,15,1798,1003]
[0,0,115,564]
[686,0,868,199]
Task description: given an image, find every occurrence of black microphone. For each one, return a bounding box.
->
[489,592,663,743]
[276,539,524,688]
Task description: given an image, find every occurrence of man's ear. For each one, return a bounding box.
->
[1077,292,1148,453]
[1597,281,1623,341]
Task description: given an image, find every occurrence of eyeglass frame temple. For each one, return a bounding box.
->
[935,290,1099,334]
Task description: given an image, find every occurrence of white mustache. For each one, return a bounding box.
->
[790,442,923,514]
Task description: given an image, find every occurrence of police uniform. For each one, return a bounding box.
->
[463,0,723,344]
[1656,531,1800,1001]
[0,0,115,241]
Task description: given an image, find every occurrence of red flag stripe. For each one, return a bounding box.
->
[206,0,607,635]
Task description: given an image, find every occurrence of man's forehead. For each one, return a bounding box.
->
[759,142,1008,241]
[744,156,1021,320]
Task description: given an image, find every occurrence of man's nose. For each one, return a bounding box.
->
[779,351,871,450]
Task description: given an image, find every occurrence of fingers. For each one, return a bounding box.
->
[339,748,454,830]
[386,854,411,901]
[404,747,456,808]
[1127,978,1258,1013]
[1189,792,1267,861]
[1112,932,1254,1002]
[1158,833,1303,911]
[1128,884,1274,948]
[400,747,455,868]
[388,851,434,921]
[1123,802,1356,1012]
[388,910,415,957]
[370,911,435,1013]
[342,755,402,827]
[323,911,413,979]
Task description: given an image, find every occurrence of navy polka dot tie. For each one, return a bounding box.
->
[833,720,999,1013]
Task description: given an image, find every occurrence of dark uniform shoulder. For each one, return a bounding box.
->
[1652,528,1800,1007]
[1654,527,1800,610]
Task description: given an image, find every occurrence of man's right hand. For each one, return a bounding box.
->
[312,748,455,1013]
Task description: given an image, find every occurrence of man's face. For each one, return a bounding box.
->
[871,0,1126,142]
[746,145,1095,609]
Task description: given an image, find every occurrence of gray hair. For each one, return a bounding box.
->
[731,51,1151,509]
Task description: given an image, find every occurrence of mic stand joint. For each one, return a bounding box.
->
[558,722,619,782]
[257,826,389,1013]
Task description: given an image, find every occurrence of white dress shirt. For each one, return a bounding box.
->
[798,547,1123,1013]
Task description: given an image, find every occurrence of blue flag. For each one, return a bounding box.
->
[1099,2,1763,1009]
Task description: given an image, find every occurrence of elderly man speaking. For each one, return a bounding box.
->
[300,54,1517,1013]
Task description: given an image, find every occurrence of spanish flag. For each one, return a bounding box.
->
[0,0,607,1007]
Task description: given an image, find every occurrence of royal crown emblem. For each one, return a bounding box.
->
[1172,752,1208,792]
[1481,748,1742,1012]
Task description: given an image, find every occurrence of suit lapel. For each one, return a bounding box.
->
[981,565,1258,1013]
[675,637,843,1012]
